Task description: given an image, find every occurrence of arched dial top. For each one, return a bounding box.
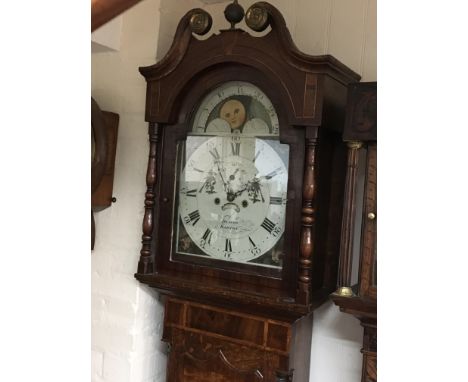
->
[192,81,279,137]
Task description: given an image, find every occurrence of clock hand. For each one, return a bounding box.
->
[257,185,265,203]
[225,168,241,196]
[215,160,229,192]
[233,184,248,197]
[231,179,257,200]
[225,182,247,202]
[236,177,265,203]
[230,168,274,200]
[229,168,239,180]
[198,181,206,193]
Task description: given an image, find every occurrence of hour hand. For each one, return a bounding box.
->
[233,184,248,198]
[229,168,240,180]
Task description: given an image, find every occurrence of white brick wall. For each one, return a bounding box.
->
[92,1,376,381]
[91,0,165,381]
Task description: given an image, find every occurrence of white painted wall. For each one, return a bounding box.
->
[92,0,376,381]
[92,16,123,53]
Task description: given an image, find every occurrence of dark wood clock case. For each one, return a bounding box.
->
[134,2,360,381]
[91,97,119,249]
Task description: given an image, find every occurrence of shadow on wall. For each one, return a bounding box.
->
[313,300,363,343]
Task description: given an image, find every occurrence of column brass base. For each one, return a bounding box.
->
[333,286,354,297]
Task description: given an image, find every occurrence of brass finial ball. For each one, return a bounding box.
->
[224,0,245,28]
[245,4,270,32]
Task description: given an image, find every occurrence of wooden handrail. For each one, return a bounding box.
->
[92,0,143,31]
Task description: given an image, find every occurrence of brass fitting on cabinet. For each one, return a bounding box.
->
[333,286,354,297]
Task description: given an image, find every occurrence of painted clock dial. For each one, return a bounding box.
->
[174,82,289,269]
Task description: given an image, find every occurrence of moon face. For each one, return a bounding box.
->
[192,81,280,136]
[220,99,246,129]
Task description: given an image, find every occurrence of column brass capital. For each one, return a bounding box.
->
[347,140,364,150]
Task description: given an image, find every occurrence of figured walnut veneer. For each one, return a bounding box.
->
[163,298,312,382]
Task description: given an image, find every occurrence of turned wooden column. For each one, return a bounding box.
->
[297,129,318,304]
[335,140,364,296]
[138,122,160,274]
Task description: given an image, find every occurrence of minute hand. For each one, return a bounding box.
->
[234,177,265,203]
[216,161,229,192]
[233,184,249,197]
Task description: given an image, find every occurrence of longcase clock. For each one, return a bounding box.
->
[332,82,377,382]
[135,2,360,381]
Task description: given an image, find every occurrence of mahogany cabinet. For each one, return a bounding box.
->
[132,2,360,380]
[163,298,311,382]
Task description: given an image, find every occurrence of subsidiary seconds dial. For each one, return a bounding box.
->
[178,136,288,263]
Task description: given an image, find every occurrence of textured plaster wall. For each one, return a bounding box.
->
[91,0,376,381]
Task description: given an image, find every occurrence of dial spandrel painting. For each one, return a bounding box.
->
[172,82,289,271]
